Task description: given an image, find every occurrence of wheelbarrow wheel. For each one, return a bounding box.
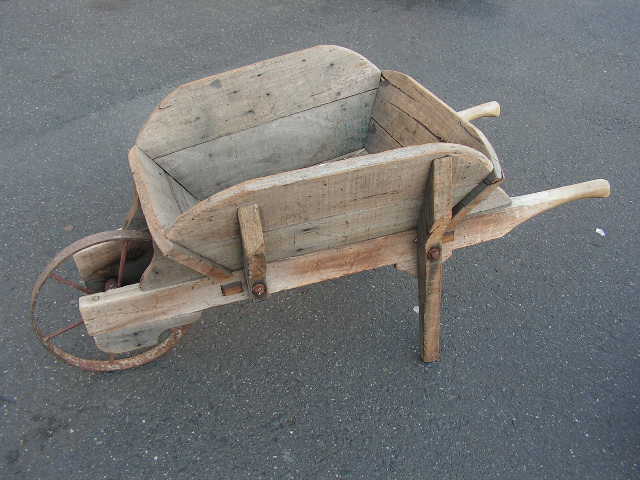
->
[31,230,189,372]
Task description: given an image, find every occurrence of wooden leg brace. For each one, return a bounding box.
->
[417,157,453,362]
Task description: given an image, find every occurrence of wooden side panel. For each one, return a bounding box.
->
[369,94,440,148]
[168,143,492,270]
[130,146,232,281]
[156,91,376,199]
[367,70,484,151]
[365,70,503,179]
[129,146,197,236]
[136,45,380,159]
[140,243,204,290]
[366,119,402,153]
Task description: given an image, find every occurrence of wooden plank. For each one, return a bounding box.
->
[173,199,424,269]
[373,70,484,148]
[155,91,376,199]
[140,243,204,290]
[238,204,268,298]
[326,147,368,163]
[470,187,511,213]
[370,93,440,147]
[366,70,503,179]
[94,243,204,353]
[168,143,493,269]
[417,158,453,363]
[80,178,610,338]
[365,118,401,154]
[129,146,197,235]
[74,240,126,281]
[129,146,232,281]
[73,194,150,283]
[94,312,201,354]
[80,231,416,337]
[136,45,381,159]
[461,119,503,180]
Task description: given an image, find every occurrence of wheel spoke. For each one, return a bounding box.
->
[32,229,186,371]
[43,320,84,341]
[49,272,93,294]
[116,240,129,288]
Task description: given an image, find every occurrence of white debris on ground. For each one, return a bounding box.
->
[413,306,419,313]
[595,228,606,237]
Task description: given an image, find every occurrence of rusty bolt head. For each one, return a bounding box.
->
[251,282,267,298]
[427,247,441,261]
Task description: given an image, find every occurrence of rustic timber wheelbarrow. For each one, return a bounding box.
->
[31,45,610,371]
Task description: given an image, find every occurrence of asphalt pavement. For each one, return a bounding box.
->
[1,1,638,478]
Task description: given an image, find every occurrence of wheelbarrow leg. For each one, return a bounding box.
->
[417,157,453,363]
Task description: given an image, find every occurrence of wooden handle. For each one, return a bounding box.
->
[511,179,610,212]
[449,179,611,252]
[457,101,501,122]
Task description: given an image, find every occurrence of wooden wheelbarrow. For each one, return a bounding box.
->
[31,45,610,371]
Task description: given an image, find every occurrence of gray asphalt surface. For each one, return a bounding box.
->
[1,1,638,478]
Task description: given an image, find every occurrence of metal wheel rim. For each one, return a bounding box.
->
[31,230,188,372]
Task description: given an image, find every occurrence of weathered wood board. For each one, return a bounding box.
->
[168,143,493,270]
[129,146,232,281]
[136,45,380,159]
[156,91,376,199]
[366,70,502,179]
[417,157,453,363]
[129,146,197,234]
[238,204,268,297]
[80,179,609,339]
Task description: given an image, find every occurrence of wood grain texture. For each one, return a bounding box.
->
[136,45,380,159]
[417,158,453,363]
[366,119,402,153]
[129,146,232,281]
[168,143,493,270]
[366,70,503,179]
[238,204,267,297]
[156,91,376,199]
[80,178,609,338]
[368,70,482,148]
[140,243,204,291]
[129,146,197,236]
[470,187,511,213]
[451,179,610,250]
[73,195,151,284]
[458,101,501,122]
[94,312,200,354]
[94,243,204,353]
[396,179,610,276]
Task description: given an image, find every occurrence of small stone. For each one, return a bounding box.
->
[63,225,74,232]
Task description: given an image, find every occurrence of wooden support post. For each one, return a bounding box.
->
[238,204,268,299]
[417,157,453,362]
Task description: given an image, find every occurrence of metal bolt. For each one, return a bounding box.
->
[251,282,267,298]
[427,247,441,261]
